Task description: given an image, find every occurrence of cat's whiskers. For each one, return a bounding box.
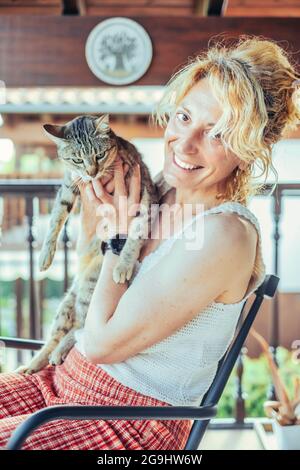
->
[71,175,84,190]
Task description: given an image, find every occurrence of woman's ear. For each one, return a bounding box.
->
[238,160,248,171]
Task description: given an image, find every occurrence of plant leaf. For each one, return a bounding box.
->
[250,328,295,419]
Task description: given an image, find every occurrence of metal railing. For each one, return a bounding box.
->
[0,179,71,340]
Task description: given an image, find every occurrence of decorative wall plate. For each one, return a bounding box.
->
[85,17,153,85]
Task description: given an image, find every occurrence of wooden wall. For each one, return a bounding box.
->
[246,292,300,357]
[0,16,300,87]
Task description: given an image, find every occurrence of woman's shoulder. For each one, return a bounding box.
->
[181,210,258,280]
[213,209,258,240]
[203,212,257,245]
[204,210,258,262]
[172,210,255,271]
[201,211,258,303]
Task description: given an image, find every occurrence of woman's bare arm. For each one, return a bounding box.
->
[83,213,250,364]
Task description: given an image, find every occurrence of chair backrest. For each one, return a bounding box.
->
[184,274,280,450]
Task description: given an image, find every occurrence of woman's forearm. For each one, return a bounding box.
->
[81,159,141,362]
[83,250,128,360]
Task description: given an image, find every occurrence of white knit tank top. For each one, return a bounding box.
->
[74,201,266,407]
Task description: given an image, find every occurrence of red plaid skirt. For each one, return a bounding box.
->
[0,346,193,450]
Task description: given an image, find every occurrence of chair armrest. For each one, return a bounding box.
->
[6,404,217,450]
[0,336,45,351]
[1,336,217,450]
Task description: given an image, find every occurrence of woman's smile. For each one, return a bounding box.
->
[172,152,204,172]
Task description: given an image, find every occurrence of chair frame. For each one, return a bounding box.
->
[0,274,279,450]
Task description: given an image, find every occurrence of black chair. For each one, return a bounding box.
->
[0,274,279,450]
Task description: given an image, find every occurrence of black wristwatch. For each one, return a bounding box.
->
[101,233,128,256]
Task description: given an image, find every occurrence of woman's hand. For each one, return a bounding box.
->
[85,158,141,240]
[96,162,130,195]
[77,162,130,244]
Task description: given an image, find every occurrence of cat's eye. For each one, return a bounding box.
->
[96,153,105,160]
[72,158,83,164]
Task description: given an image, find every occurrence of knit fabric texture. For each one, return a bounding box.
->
[75,201,266,406]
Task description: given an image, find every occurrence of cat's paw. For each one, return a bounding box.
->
[14,364,37,375]
[49,347,68,366]
[113,263,134,284]
[39,246,55,271]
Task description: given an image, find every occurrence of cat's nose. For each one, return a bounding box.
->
[87,168,98,177]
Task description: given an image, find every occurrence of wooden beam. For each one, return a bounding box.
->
[77,0,196,16]
[222,0,300,17]
[0,16,300,87]
[0,0,62,15]
[76,0,86,15]
[194,0,210,16]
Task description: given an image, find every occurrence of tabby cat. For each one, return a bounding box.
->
[17,114,171,374]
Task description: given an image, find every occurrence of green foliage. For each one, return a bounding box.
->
[217,348,300,418]
[0,280,65,338]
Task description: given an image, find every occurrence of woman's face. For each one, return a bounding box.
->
[163,77,245,194]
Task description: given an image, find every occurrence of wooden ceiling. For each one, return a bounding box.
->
[78,0,198,17]
[0,1,62,15]
[0,1,299,17]
[0,0,199,16]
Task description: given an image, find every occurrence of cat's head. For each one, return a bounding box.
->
[43,114,118,182]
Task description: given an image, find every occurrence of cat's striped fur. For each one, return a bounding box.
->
[16,114,171,374]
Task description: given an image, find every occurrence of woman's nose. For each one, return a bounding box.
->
[177,132,199,156]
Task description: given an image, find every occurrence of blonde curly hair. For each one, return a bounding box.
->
[151,34,300,205]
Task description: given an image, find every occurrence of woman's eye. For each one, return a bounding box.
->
[72,158,83,164]
[206,131,221,141]
[176,111,189,122]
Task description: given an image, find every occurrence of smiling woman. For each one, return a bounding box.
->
[160,77,248,207]
[1,34,300,451]
[153,35,300,206]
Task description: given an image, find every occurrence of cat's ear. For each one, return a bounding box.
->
[43,124,68,147]
[94,114,110,134]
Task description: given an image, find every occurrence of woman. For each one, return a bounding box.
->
[0,35,299,450]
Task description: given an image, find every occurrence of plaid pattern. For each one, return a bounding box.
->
[0,346,193,450]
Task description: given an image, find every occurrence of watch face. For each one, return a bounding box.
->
[109,239,118,249]
[108,236,127,254]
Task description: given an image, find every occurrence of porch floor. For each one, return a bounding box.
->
[197,419,276,450]
[200,428,263,450]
